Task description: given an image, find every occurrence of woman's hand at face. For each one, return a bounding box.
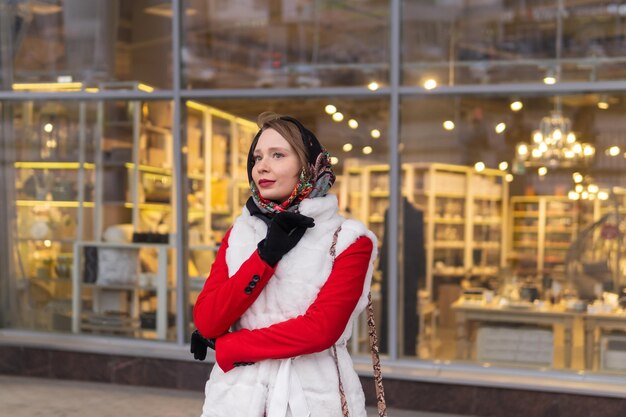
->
[257,212,315,267]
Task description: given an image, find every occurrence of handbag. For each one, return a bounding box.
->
[329,226,387,417]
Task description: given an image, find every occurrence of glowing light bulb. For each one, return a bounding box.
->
[573,172,583,183]
[538,167,548,176]
[495,123,506,134]
[370,129,381,139]
[517,144,528,156]
[362,146,373,155]
[325,105,336,114]
[367,82,379,91]
[510,101,523,111]
[423,79,437,90]
[499,161,508,171]
[332,112,344,122]
[342,143,353,152]
[43,123,54,133]
[443,120,455,131]
[330,156,339,165]
[568,191,580,200]
[474,162,485,172]
[348,119,358,129]
[505,174,514,182]
[608,146,620,156]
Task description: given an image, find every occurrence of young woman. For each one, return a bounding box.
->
[192,112,377,417]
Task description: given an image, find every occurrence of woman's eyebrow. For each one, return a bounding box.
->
[254,146,290,154]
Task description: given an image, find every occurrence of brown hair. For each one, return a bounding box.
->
[252,111,310,176]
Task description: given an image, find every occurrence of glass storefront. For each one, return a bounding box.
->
[2,0,626,385]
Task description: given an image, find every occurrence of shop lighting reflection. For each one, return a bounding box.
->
[510,101,523,111]
[573,172,583,183]
[367,82,379,91]
[443,120,455,130]
[325,105,337,114]
[370,129,381,139]
[43,123,54,133]
[568,191,580,200]
[505,174,514,182]
[607,146,621,156]
[330,156,339,165]
[495,123,506,134]
[474,162,485,172]
[348,119,359,129]
[499,161,508,171]
[362,146,373,155]
[538,167,548,176]
[332,112,344,122]
[343,143,353,152]
[598,191,609,200]
[423,79,438,90]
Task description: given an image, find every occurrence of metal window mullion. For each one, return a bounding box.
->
[386,0,401,362]
[172,0,188,345]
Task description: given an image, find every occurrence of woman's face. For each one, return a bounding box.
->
[252,128,302,203]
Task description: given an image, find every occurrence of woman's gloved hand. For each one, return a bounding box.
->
[258,211,315,267]
[190,329,215,361]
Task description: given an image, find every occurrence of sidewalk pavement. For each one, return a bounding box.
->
[0,375,470,417]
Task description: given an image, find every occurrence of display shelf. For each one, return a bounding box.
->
[509,196,578,277]
[341,162,508,306]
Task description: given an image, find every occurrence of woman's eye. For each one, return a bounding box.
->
[273,153,284,158]
[253,155,262,162]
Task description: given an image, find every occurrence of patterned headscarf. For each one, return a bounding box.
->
[247,115,335,215]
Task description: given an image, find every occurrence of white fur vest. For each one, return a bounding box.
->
[201,195,378,417]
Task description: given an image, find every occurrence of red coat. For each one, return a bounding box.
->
[193,228,373,372]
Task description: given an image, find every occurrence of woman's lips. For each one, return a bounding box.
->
[257,179,275,188]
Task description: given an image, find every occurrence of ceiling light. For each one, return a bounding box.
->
[43,123,54,133]
[495,122,506,134]
[423,79,437,90]
[538,167,548,176]
[608,146,621,156]
[598,191,609,200]
[325,105,337,114]
[367,82,379,91]
[510,101,523,111]
[330,156,339,165]
[370,129,381,139]
[348,119,359,129]
[332,112,344,122]
[443,120,455,131]
[474,162,485,172]
[342,143,353,152]
[505,174,514,182]
[568,191,580,200]
[499,161,508,171]
[573,172,583,183]
[362,146,373,155]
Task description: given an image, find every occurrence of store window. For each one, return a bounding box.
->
[402,0,626,86]
[5,99,183,340]
[398,92,626,374]
[1,1,172,91]
[183,97,390,355]
[182,0,390,89]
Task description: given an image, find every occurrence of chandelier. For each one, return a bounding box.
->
[515,110,595,168]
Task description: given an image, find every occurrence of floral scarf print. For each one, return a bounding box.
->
[250,148,335,214]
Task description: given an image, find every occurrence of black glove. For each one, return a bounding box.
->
[258,211,315,267]
[190,330,215,361]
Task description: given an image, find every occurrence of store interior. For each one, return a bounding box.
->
[5,90,626,375]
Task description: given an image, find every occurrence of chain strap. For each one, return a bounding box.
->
[330,226,387,417]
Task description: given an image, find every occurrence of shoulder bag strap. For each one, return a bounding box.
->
[330,227,387,417]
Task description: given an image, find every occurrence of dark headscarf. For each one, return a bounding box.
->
[246,115,335,214]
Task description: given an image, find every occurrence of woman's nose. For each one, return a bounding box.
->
[256,158,269,172]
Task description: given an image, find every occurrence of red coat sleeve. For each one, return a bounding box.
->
[193,228,277,338]
[215,236,374,372]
